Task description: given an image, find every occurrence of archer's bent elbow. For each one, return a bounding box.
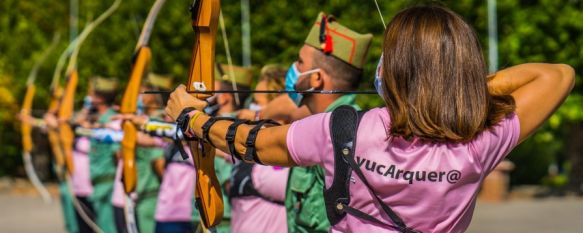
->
[557,64,576,92]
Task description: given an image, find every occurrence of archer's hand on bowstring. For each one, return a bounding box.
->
[165,85,296,167]
[43,113,59,129]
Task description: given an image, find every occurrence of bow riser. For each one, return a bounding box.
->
[120,46,152,193]
[58,70,79,175]
[189,140,224,227]
[188,0,224,228]
[47,87,66,169]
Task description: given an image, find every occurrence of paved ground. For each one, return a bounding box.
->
[467,198,583,233]
[0,194,66,233]
[0,189,581,233]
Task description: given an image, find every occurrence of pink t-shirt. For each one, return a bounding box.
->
[155,148,196,222]
[71,137,93,197]
[286,107,520,233]
[111,160,126,207]
[230,165,289,233]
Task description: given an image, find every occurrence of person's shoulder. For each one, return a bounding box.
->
[360,107,390,124]
[469,112,520,153]
[476,112,519,138]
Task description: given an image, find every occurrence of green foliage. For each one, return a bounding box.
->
[0,0,582,184]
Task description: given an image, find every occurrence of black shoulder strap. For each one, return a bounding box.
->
[325,105,420,233]
[228,161,284,205]
[163,143,194,168]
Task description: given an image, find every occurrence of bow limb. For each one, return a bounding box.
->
[58,0,121,175]
[187,0,224,228]
[120,0,166,195]
[120,46,151,194]
[20,35,60,203]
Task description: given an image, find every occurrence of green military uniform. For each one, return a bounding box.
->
[135,147,164,233]
[89,77,120,233]
[59,173,79,233]
[89,108,119,233]
[285,12,372,233]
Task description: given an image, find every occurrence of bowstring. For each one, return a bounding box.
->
[219,11,240,107]
[373,0,386,29]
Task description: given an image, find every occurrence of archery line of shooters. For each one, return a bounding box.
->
[16,3,576,233]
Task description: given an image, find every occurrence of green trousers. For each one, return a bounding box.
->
[91,182,117,233]
[59,181,78,233]
[136,196,157,233]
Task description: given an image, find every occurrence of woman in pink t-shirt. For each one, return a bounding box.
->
[165,5,575,233]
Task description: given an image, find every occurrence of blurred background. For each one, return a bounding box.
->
[0,0,582,232]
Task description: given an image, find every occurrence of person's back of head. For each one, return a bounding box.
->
[258,64,286,102]
[380,4,515,142]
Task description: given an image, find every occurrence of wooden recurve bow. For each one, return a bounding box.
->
[187,0,224,228]
[21,33,60,203]
[120,0,166,196]
[58,0,121,175]
[47,37,73,177]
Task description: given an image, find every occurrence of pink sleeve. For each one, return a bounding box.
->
[252,166,290,202]
[470,113,521,173]
[286,112,332,166]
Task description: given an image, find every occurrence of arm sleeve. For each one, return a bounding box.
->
[470,113,521,173]
[286,112,332,166]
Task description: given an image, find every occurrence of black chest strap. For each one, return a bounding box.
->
[324,105,420,233]
[228,161,284,205]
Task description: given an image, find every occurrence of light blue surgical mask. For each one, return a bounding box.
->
[248,102,263,112]
[83,96,92,110]
[137,95,144,115]
[285,63,320,106]
[374,55,384,99]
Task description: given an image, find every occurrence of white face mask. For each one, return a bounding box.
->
[248,103,263,112]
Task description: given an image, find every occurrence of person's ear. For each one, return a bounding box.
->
[218,93,233,106]
[310,70,325,90]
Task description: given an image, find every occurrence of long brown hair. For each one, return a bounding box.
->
[381,5,515,142]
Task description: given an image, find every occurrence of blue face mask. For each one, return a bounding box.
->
[83,96,92,110]
[374,55,384,98]
[285,63,320,106]
[137,95,144,115]
[285,63,301,104]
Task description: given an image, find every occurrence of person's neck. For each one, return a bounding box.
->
[97,106,109,115]
[306,93,341,113]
